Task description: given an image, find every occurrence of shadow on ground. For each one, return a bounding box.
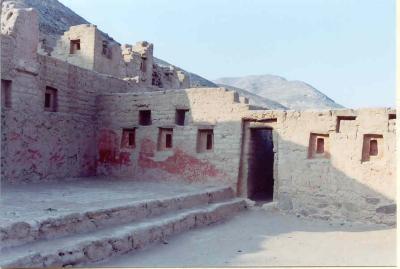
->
[98,208,396,267]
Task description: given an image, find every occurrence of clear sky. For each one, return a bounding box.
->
[59,0,395,108]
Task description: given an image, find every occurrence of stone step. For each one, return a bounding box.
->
[0,198,247,268]
[0,186,234,249]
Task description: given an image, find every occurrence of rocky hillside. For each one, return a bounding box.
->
[2,0,342,110]
[1,0,215,88]
[214,75,343,110]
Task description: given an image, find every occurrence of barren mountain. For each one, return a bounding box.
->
[3,0,342,110]
[1,0,215,88]
[214,75,343,110]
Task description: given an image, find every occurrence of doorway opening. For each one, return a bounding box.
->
[248,128,274,203]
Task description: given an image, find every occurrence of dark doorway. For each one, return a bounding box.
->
[248,128,274,203]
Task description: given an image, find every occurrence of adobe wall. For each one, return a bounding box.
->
[50,24,186,88]
[1,54,150,183]
[95,88,252,188]
[96,88,396,225]
[1,6,395,226]
[51,24,96,71]
[92,29,124,78]
[122,41,154,84]
[0,7,150,183]
[243,108,396,225]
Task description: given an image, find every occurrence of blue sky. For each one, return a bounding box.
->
[59,0,395,108]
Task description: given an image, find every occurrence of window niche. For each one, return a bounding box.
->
[139,110,152,126]
[175,109,189,126]
[362,134,383,162]
[121,128,136,149]
[102,41,112,59]
[70,39,81,54]
[44,86,58,112]
[158,128,173,151]
[197,129,214,153]
[388,113,396,132]
[1,79,12,108]
[140,58,147,73]
[336,116,357,133]
[308,133,329,159]
[316,138,325,153]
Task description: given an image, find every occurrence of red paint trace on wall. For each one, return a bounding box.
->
[138,139,221,182]
[81,149,97,176]
[98,129,131,166]
[9,132,21,141]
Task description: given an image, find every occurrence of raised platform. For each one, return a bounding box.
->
[0,178,247,267]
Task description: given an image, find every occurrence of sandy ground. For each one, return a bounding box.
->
[99,208,396,267]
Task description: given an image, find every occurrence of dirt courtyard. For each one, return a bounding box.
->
[99,207,396,267]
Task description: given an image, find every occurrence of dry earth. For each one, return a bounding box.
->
[99,208,396,267]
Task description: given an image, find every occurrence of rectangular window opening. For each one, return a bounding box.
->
[308,133,329,159]
[316,138,324,153]
[369,139,378,156]
[165,134,172,148]
[158,128,173,151]
[362,134,383,162]
[175,109,189,126]
[139,110,152,126]
[336,116,357,133]
[140,59,147,73]
[44,86,57,112]
[121,128,136,149]
[1,79,12,108]
[389,114,396,120]
[128,132,135,146]
[44,93,51,108]
[206,133,213,150]
[102,41,112,59]
[197,129,214,153]
[70,39,81,54]
[102,41,108,55]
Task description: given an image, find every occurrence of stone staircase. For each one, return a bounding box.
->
[0,186,247,267]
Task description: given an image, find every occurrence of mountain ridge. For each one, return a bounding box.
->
[2,0,343,110]
[214,75,343,110]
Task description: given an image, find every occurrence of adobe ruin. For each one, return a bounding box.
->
[0,4,396,267]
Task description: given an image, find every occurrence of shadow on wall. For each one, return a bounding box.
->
[261,134,395,226]
[95,89,396,226]
[95,89,239,185]
[0,6,394,226]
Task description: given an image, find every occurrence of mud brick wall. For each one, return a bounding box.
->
[1,6,395,226]
[244,109,396,225]
[0,7,186,184]
[0,7,142,183]
[97,88,396,225]
[1,53,147,183]
[95,88,252,188]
